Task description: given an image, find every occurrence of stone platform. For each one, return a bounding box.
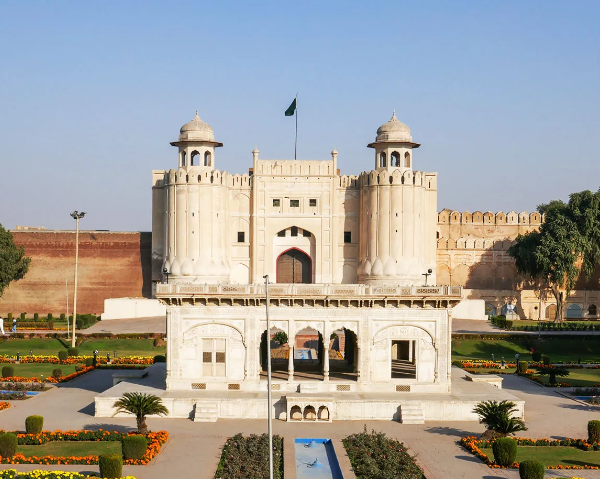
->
[94,364,524,423]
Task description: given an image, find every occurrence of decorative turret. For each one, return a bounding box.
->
[358,113,437,286]
[170,111,223,170]
[368,111,420,173]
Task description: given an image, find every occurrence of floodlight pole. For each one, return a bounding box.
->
[264,274,274,479]
[70,211,86,348]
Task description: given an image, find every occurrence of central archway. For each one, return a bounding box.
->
[276,248,312,283]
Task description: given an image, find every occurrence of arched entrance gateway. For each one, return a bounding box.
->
[276,248,312,283]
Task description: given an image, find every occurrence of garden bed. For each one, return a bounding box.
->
[0,471,137,479]
[0,402,9,411]
[214,433,283,479]
[0,429,168,465]
[461,436,600,470]
[343,429,424,478]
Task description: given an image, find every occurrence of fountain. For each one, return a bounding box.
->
[294,438,344,479]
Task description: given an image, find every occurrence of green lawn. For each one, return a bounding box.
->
[0,338,165,358]
[0,338,66,356]
[480,445,600,467]
[2,363,78,379]
[17,441,121,457]
[534,368,600,387]
[78,338,165,357]
[452,338,600,363]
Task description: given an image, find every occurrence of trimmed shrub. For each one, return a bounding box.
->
[589,420,600,444]
[122,435,148,460]
[7,313,12,321]
[2,366,15,378]
[25,415,44,434]
[0,433,18,458]
[67,347,79,357]
[58,350,68,361]
[20,312,26,320]
[518,361,528,374]
[518,460,544,479]
[60,313,66,321]
[99,453,123,479]
[531,351,542,362]
[34,313,39,321]
[47,313,53,321]
[542,356,550,366]
[52,368,63,380]
[492,437,517,467]
[85,357,94,367]
[153,355,166,363]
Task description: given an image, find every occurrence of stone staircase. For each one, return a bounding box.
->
[399,402,424,424]
[193,401,218,422]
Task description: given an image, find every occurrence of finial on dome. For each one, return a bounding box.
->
[252,146,259,154]
[391,110,397,121]
[195,110,199,118]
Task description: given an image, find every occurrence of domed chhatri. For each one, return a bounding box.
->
[375,110,412,143]
[178,110,215,142]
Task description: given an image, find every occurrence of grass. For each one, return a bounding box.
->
[451,338,600,363]
[0,338,165,358]
[480,445,600,467]
[534,368,600,387]
[17,441,121,458]
[508,320,597,327]
[2,364,78,379]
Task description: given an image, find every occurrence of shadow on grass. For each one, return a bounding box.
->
[82,422,135,433]
[563,459,600,467]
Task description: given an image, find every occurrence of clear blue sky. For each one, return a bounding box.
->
[1,1,598,231]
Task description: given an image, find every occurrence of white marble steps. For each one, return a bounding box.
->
[399,402,424,424]
[193,401,218,422]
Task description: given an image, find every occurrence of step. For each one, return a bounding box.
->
[399,403,425,425]
[193,402,218,423]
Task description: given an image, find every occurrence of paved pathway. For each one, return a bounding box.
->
[3,370,600,478]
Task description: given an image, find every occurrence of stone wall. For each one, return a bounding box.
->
[0,231,152,316]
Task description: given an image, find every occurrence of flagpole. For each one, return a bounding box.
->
[294,93,298,160]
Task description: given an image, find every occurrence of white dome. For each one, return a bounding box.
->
[375,111,412,143]
[178,111,215,142]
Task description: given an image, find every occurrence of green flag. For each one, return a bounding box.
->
[285,98,297,116]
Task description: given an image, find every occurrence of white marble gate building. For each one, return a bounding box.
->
[135,111,519,423]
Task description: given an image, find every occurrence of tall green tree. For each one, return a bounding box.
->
[508,190,600,321]
[0,224,31,298]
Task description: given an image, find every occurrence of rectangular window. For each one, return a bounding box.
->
[273,199,280,207]
[309,198,317,207]
[303,229,311,237]
[291,226,298,237]
[202,338,226,377]
[290,199,300,207]
[237,232,245,243]
[344,231,352,244]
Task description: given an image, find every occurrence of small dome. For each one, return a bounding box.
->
[179,111,215,142]
[375,111,412,142]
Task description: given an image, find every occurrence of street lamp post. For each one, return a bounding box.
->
[422,268,433,286]
[70,210,86,348]
[263,275,274,479]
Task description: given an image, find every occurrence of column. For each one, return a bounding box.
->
[288,343,294,381]
[354,347,361,377]
[323,346,329,380]
[408,341,413,363]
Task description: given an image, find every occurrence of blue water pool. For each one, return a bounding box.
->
[574,396,599,401]
[295,349,312,360]
[0,390,39,396]
[294,438,344,479]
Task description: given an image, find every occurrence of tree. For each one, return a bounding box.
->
[272,331,288,345]
[0,224,31,298]
[508,190,600,321]
[113,392,168,434]
[534,366,569,386]
[472,400,527,439]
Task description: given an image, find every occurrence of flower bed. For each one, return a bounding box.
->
[0,471,137,479]
[461,436,600,469]
[0,355,154,365]
[343,429,425,478]
[0,429,168,465]
[0,402,9,411]
[0,393,30,401]
[214,433,283,479]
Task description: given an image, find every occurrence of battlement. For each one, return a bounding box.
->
[438,210,542,225]
[254,159,335,177]
[359,170,437,188]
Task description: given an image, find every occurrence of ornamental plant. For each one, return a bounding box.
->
[52,368,62,380]
[1,366,14,378]
[535,365,570,385]
[492,437,517,467]
[121,435,148,460]
[519,460,545,479]
[99,453,123,479]
[215,433,284,479]
[589,420,600,444]
[473,400,527,437]
[25,415,43,434]
[67,347,79,357]
[113,392,169,435]
[0,432,17,458]
[57,351,68,362]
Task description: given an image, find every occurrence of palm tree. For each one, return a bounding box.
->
[535,366,569,386]
[473,400,527,438]
[113,392,168,434]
